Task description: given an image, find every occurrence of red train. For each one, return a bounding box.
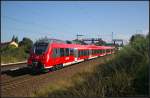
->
[27,39,115,73]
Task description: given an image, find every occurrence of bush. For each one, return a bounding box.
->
[1,45,29,63]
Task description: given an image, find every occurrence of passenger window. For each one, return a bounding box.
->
[81,50,83,56]
[78,50,81,57]
[60,48,64,56]
[65,48,69,56]
[70,48,74,56]
[56,48,60,57]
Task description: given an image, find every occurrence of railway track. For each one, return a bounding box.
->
[1,70,49,97]
[1,62,27,72]
[2,74,43,92]
[1,65,65,97]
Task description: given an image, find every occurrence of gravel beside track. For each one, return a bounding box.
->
[1,55,112,97]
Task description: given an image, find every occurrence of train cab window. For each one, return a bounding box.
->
[33,42,48,55]
[60,48,65,56]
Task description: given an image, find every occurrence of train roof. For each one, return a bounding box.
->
[51,43,114,50]
[34,39,115,50]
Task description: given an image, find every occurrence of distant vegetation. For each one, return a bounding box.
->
[1,36,33,63]
[36,33,149,97]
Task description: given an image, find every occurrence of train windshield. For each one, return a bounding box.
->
[33,43,49,55]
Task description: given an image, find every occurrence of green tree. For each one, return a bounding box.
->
[19,37,33,53]
[130,34,144,44]
[15,36,18,43]
[11,35,15,41]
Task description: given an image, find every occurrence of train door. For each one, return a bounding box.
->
[50,48,55,66]
[74,48,78,62]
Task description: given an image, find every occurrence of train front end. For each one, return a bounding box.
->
[27,41,50,73]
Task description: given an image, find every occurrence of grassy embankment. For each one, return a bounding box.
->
[1,45,29,64]
[34,34,149,97]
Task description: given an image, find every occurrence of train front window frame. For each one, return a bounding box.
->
[33,42,49,55]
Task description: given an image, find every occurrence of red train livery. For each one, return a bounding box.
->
[27,39,115,73]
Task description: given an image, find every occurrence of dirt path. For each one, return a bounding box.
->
[1,55,113,97]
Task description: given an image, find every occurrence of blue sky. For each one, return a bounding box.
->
[1,1,149,43]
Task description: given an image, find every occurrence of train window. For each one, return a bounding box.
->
[65,48,69,56]
[52,48,55,58]
[85,50,87,56]
[82,50,84,56]
[78,50,81,57]
[34,42,48,55]
[79,50,81,56]
[80,50,82,56]
[70,48,74,56]
[56,48,60,57]
[83,50,85,56]
[106,49,110,52]
[52,48,57,58]
[102,50,104,53]
[100,50,102,54]
[60,48,65,56]
[86,50,87,56]
[86,50,88,56]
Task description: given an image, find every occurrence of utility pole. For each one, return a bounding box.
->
[112,32,114,43]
